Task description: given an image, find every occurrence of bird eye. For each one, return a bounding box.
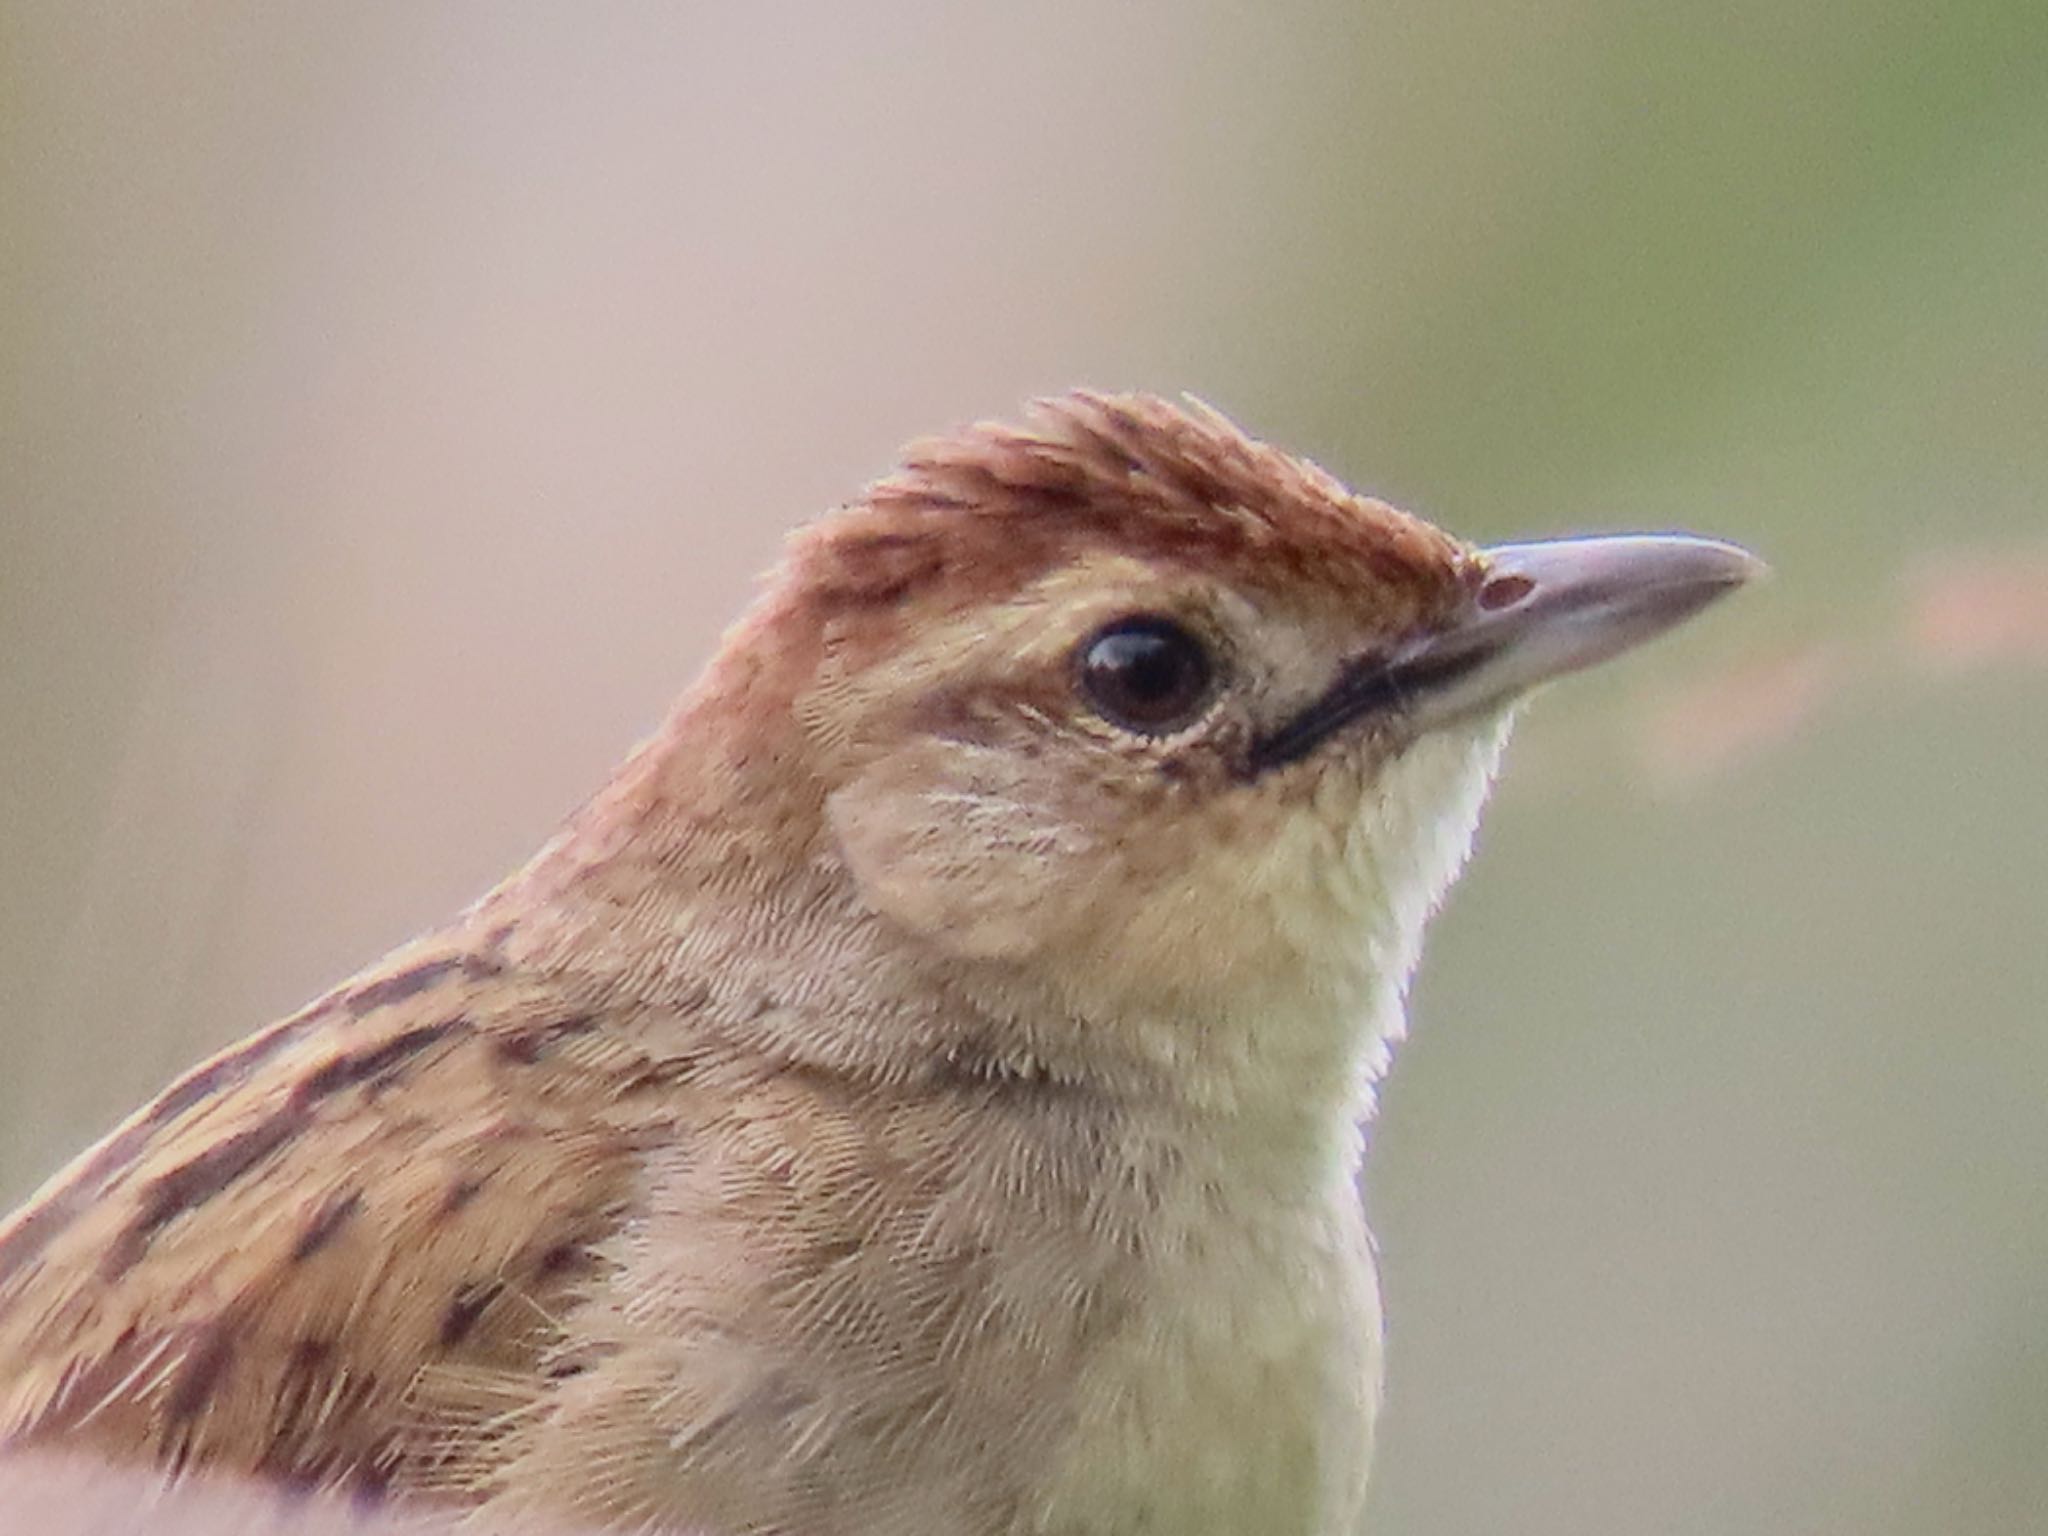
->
[1075,616,1216,736]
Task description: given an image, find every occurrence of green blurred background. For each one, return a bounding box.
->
[3,4,2044,1532]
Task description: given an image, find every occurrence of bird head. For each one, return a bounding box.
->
[551,392,1757,1118]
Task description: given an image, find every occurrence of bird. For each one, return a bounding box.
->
[0,391,1758,1536]
[0,1449,471,1536]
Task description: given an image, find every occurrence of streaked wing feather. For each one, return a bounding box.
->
[0,939,660,1502]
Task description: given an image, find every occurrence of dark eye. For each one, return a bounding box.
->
[1075,616,1216,735]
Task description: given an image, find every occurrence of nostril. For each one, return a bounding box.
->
[1477,572,1535,611]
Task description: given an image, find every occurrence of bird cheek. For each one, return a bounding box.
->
[824,739,1104,963]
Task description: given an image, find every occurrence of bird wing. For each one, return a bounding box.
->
[0,937,663,1502]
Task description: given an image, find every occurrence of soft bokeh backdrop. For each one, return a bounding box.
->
[4,4,2045,1533]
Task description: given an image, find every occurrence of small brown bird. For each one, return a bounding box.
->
[0,393,1757,1536]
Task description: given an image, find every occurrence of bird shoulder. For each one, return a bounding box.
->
[0,931,671,1501]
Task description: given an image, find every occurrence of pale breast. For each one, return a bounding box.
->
[485,1069,1386,1536]
[1031,1165,1383,1536]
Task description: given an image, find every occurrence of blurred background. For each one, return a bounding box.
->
[3,3,2045,1532]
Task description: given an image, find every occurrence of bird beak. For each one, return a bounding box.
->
[1247,534,1763,773]
[1404,533,1767,727]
